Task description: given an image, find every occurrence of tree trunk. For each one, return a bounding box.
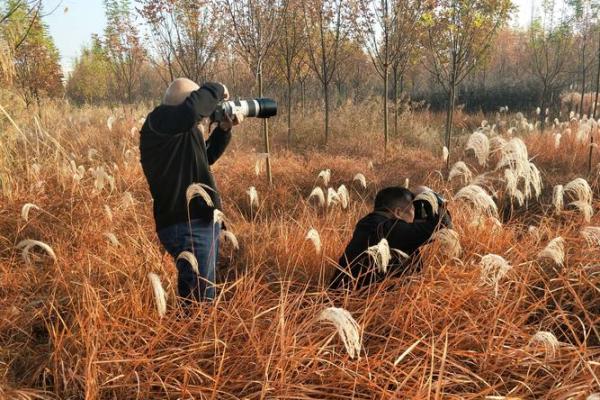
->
[444,82,456,174]
[580,32,587,115]
[393,64,398,137]
[324,81,330,144]
[593,26,600,119]
[258,64,273,185]
[383,64,389,156]
[287,79,293,146]
[540,85,547,133]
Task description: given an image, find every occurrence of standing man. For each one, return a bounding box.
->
[140,78,242,303]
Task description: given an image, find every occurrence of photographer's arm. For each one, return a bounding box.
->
[147,82,225,135]
[206,126,232,165]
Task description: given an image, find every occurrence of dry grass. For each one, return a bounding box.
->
[0,101,599,398]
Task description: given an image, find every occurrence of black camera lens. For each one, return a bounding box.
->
[256,98,277,118]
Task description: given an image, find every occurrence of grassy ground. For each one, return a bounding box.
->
[0,100,599,399]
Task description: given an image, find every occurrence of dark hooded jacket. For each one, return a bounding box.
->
[140,82,230,231]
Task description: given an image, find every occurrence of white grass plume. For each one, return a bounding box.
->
[213,209,225,226]
[16,239,57,264]
[553,185,564,212]
[107,115,115,131]
[21,203,40,222]
[454,184,498,217]
[254,153,268,176]
[414,191,439,215]
[480,254,511,296]
[496,137,528,172]
[337,185,349,209]
[404,178,410,188]
[442,146,449,162]
[489,136,507,153]
[504,169,524,206]
[570,200,594,222]
[186,183,214,207]
[176,251,200,275]
[448,161,473,184]
[327,187,340,207]
[554,133,561,149]
[308,187,325,206]
[147,272,167,318]
[528,330,559,359]
[104,232,120,247]
[587,394,600,400]
[564,178,593,204]
[121,192,135,208]
[465,131,490,166]
[581,226,600,246]
[353,173,367,188]
[537,237,565,265]
[305,228,322,254]
[221,230,239,250]
[317,169,331,186]
[366,238,395,274]
[431,228,461,258]
[247,186,259,209]
[318,307,362,359]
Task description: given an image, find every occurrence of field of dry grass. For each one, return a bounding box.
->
[1,100,599,399]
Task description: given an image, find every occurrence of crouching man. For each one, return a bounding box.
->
[140,78,243,303]
[329,186,451,290]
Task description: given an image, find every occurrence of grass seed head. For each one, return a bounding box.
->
[569,200,594,222]
[21,203,40,222]
[353,173,367,188]
[16,239,57,264]
[528,330,559,359]
[247,186,259,208]
[186,183,214,207]
[317,169,331,186]
[480,254,511,295]
[454,184,498,217]
[465,131,490,166]
[537,237,565,265]
[104,232,120,247]
[221,230,239,250]
[431,228,462,258]
[581,226,600,247]
[337,184,349,209]
[564,177,593,205]
[367,238,392,274]
[308,187,325,207]
[305,228,322,254]
[213,209,225,226]
[147,272,167,318]
[442,146,449,162]
[317,307,362,359]
[176,251,199,275]
[327,187,340,207]
[553,185,564,212]
[448,161,473,184]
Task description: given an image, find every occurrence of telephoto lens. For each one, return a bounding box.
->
[211,98,278,122]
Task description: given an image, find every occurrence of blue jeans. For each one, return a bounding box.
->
[158,219,221,302]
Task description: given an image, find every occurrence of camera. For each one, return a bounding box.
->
[211,98,277,122]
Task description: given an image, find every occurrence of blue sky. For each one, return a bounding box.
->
[44,0,538,75]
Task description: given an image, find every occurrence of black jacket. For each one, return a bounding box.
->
[140,82,231,231]
[330,209,449,289]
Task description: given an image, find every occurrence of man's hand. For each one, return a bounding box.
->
[218,111,244,131]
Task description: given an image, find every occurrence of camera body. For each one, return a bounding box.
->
[211,98,277,122]
[414,191,445,220]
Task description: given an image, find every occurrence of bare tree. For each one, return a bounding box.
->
[137,0,224,85]
[274,0,305,145]
[302,0,352,143]
[424,0,512,172]
[224,0,283,184]
[357,0,425,154]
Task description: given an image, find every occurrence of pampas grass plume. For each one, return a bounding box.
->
[221,230,239,250]
[553,185,564,212]
[147,272,167,318]
[308,187,325,206]
[21,203,40,222]
[104,232,120,247]
[414,191,439,215]
[564,178,593,205]
[247,186,259,208]
[465,131,490,166]
[305,228,321,254]
[454,184,498,217]
[353,173,367,188]
[318,307,362,359]
[537,237,565,265]
[569,200,593,222]
[337,184,349,209]
[367,238,392,274]
[318,169,331,186]
[431,228,461,258]
[176,251,199,275]
[448,161,473,184]
[442,146,449,162]
[327,187,340,207]
[581,226,600,246]
[480,254,511,295]
[16,239,57,264]
[528,330,559,359]
[186,183,214,207]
